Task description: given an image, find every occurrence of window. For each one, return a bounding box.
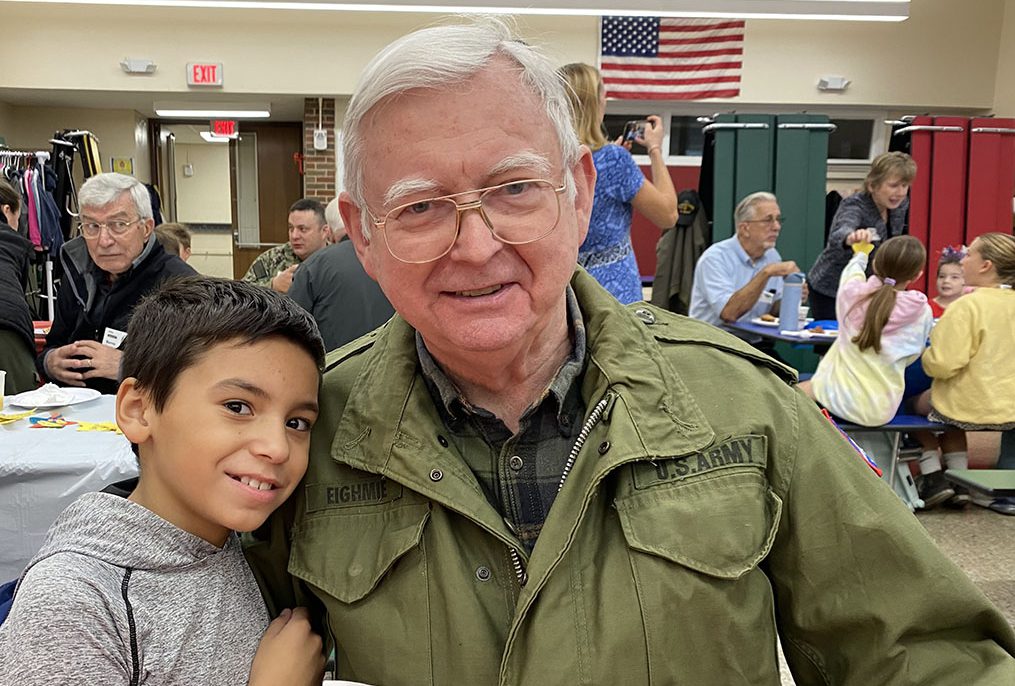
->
[669,116,705,157]
[828,118,875,160]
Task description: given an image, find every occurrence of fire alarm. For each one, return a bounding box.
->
[313,128,328,151]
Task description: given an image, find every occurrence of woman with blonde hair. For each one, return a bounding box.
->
[807,151,918,321]
[914,232,1015,512]
[559,63,677,303]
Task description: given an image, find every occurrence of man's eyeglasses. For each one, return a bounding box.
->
[78,218,145,240]
[369,178,567,264]
[743,215,785,225]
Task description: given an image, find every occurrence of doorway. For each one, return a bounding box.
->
[230,122,303,279]
[150,120,303,278]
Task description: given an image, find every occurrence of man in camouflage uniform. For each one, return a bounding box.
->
[242,198,330,293]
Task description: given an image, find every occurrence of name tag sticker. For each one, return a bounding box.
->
[102,327,128,348]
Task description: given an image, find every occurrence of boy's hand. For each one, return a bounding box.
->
[249,607,325,686]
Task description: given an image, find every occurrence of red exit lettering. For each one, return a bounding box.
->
[212,120,237,136]
[187,63,223,87]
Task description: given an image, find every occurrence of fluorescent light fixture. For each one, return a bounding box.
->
[154,102,271,118]
[0,0,911,21]
[200,131,234,142]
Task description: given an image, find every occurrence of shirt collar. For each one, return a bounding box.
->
[416,285,587,424]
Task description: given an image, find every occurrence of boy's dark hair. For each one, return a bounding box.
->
[288,198,327,226]
[122,276,325,412]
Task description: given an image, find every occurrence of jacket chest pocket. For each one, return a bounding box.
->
[614,468,783,684]
[289,503,432,683]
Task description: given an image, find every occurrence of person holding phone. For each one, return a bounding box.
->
[560,63,677,304]
[806,151,916,321]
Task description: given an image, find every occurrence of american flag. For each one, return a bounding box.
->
[600,16,744,100]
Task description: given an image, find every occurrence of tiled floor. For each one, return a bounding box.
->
[778,504,1015,684]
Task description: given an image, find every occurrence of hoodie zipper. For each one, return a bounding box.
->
[508,391,614,588]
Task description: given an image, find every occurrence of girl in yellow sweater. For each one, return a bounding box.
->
[915,233,1015,512]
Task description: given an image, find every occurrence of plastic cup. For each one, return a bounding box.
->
[798,305,810,324]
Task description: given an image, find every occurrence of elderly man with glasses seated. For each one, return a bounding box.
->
[246,18,1015,685]
[689,191,801,353]
[38,172,195,393]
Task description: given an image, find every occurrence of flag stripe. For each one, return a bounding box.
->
[604,75,741,86]
[659,35,744,46]
[601,15,743,100]
[659,20,745,31]
[602,59,743,70]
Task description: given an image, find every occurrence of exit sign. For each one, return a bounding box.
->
[211,120,238,137]
[187,62,223,87]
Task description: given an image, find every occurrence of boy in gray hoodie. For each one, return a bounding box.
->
[0,277,326,686]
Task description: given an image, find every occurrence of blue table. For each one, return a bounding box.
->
[727,320,838,344]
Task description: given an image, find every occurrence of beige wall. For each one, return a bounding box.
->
[188,229,234,278]
[0,100,13,143]
[173,143,231,223]
[2,105,151,183]
[0,0,1008,111]
[994,0,1015,116]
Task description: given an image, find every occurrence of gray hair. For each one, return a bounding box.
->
[78,172,153,220]
[734,191,777,225]
[324,197,343,233]
[342,16,580,239]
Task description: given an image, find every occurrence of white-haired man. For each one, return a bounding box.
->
[246,19,1015,685]
[689,191,800,331]
[39,173,195,393]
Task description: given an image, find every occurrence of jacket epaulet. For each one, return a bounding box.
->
[626,302,798,385]
[324,321,388,372]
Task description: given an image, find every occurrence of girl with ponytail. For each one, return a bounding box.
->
[799,233,933,427]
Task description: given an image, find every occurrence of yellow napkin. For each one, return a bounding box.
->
[76,421,123,434]
[0,408,36,425]
[852,241,875,255]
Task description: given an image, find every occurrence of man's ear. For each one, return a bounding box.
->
[571,145,597,246]
[116,377,153,446]
[339,191,377,278]
[142,218,155,241]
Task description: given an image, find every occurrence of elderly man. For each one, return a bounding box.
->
[38,173,195,394]
[246,20,1015,685]
[242,198,330,293]
[690,191,800,331]
[288,203,394,351]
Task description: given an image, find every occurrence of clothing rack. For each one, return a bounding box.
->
[1,147,59,320]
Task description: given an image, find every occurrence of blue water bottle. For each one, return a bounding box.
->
[779,272,805,331]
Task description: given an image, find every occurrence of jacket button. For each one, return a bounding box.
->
[634,308,656,324]
[598,441,611,455]
[437,434,449,448]
[475,566,492,582]
[508,455,524,471]
[429,468,443,482]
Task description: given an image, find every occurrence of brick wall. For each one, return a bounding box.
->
[303,97,336,202]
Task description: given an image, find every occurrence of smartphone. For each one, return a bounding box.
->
[623,119,648,142]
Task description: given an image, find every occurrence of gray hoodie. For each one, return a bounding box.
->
[0,492,269,685]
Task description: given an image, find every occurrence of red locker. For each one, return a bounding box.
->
[926,117,968,298]
[965,118,1015,242]
[905,116,933,293]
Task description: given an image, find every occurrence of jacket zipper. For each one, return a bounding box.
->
[508,391,615,588]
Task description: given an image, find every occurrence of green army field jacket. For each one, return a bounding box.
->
[246,270,1015,685]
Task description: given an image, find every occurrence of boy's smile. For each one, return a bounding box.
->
[121,337,320,546]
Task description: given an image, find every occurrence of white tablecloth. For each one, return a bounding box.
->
[0,395,137,581]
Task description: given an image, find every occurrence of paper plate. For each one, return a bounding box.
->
[8,386,102,409]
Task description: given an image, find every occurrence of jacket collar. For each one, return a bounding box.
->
[331,269,717,489]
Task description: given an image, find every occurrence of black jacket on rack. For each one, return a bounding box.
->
[0,218,35,356]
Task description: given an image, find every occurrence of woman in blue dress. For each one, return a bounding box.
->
[560,63,678,304]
